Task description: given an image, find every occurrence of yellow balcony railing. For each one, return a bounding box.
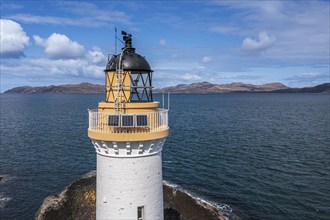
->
[88,109,168,134]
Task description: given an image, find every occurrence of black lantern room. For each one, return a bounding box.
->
[104,32,153,103]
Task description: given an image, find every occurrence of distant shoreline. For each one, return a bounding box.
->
[3,82,330,94]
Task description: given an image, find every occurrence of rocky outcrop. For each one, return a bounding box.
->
[36,171,96,220]
[163,183,227,220]
[35,171,228,220]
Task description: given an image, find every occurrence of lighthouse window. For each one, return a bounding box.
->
[108,115,120,127]
[136,115,148,127]
[129,71,153,102]
[137,206,144,220]
[121,115,134,127]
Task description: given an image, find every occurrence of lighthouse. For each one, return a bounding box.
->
[88,31,169,220]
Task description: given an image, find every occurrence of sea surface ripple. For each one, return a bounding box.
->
[0,93,329,220]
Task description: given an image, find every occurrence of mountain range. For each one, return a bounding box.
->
[154,82,330,93]
[4,82,330,94]
[4,83,103,94]
[154,82,289,93]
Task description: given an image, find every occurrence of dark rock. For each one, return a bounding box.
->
[35,171,226,220]
[0,175,4,182]
[164,208,181,220]
[36,171,96,220]
[163,184,224,220]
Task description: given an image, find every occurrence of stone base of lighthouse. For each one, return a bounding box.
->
[92,138,166,220]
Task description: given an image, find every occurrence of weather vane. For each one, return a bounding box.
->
[121,31,133,48]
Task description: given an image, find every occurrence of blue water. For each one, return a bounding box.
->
[0,93,329,220]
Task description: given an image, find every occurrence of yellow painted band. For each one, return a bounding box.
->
[88,128,169,142]
[98,102,159,109]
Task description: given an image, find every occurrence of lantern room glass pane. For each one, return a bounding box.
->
[130,71,153,102]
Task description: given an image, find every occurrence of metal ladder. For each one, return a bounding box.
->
[114,67,121,114]
[115,48,127,114]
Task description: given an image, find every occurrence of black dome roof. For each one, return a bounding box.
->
[105,49,151,71]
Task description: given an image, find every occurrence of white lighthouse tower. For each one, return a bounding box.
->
[88,32,169,220]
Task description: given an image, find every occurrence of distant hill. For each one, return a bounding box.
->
[271,83,330,94]
[4,82,329,94]
[4,83,104,94]
[154,82,289,93]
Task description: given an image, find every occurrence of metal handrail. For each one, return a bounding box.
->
[88,108,168,134]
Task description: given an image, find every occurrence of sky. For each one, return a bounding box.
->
[0,0,329,92]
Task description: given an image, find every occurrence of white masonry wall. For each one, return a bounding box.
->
[95,139,165,220]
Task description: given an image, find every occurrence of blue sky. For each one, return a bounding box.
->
[0,0,329,92]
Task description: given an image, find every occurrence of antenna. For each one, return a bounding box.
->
[168,92,170,110]
[114,27,124,54]
[115,27,117,54]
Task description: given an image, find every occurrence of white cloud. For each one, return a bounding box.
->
[209,26,238,34]
[284,72,329,86]
[0,57,104,79]
[209,1,329,63]
[6,2,134,28]
[33,33,85,59]
[9,14,83,25]
[301,72,321,78]
[213,1,284,19]
[1,3,24,10]
[1,1,329,91]
[7,14,109,28]
[160,39,166,46]
[0,19,29,58]
[201,56,212,63]
[182,73,201,81]
[242,31,276,52]
[86,47,106,65]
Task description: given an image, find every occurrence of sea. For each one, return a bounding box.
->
[0,93,329,220]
